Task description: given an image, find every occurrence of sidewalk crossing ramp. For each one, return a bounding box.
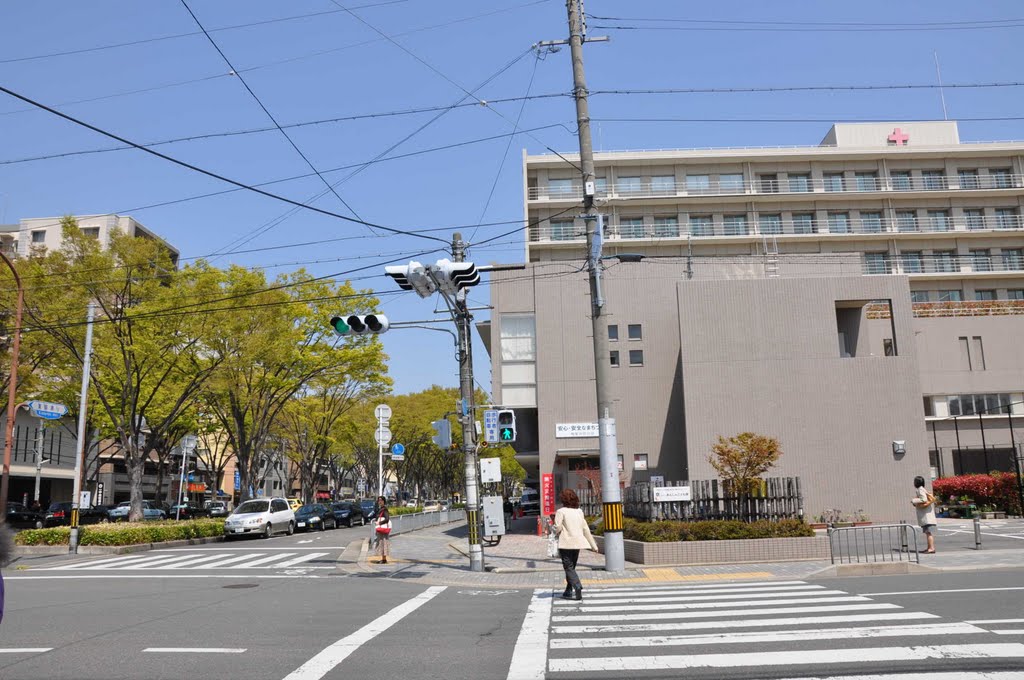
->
[38,551,334,571]
[517,580,1024,679]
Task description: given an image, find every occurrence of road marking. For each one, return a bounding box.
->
[550,622,986,649]
[556,595,871,613]
[553,587,842,605]
[553,602,896,622]
[281,586,445,680]
[233,553,298,568]
[0,648,52,654]
[275,552,330,568]
[584,570,775,585]
[52,553,222,570]
[6,574,323,580]
[551,610,931,634]
[967,619,1024,624]
[992,630,1024,635]
[183,553,264,569]
[143,648,247,653]
[862,587,1024,596]
[505,589,552,680]
[751,673,1024,680]
[154,547,347,551]
[547,643,1024,673]
[588,580,808,593]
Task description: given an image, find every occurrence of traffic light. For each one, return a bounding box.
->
[431,418,452,449]
[432,258,480,296]
[385,261,438,299]
[329,314,389,336]
[497,409,516,443]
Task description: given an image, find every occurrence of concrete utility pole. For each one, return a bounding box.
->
[452,232,484,572]
[0,248,25,520]
[70,302,95,554]
[565,0,625,570]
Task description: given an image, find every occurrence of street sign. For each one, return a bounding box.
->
[27,400,68,420]
[391,443,405,461]
[79,490,91,508]
[374,426,392,445]
[653,486,691,502]
[374,404,392,420]
[483,409,499,444]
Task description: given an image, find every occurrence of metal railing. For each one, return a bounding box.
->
[528,173,1024,201]
[389,508,463,536]
[828,522,921,564]
[865,254,1024,276]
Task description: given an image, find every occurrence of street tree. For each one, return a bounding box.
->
[708,432,783,494]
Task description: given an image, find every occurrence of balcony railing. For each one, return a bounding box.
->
[864,254,1024,276]
[528,215,1024,242]
[868,300,1024,319]
[528,173,1024,201]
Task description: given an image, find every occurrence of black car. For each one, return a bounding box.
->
[330,502,365,527]
[359,499,377,521]
[169,503,207,520]
[293,504,337,532]
[5,503,44,529]
[43,502,108,528]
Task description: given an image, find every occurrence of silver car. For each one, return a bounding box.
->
[223,498,295,539]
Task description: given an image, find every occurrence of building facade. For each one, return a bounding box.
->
[484,121,1024,522]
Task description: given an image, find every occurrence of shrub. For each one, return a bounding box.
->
[389,506,424,516]
[610,518,814,542]
[14,519,224,547]
[933,473,1021,514]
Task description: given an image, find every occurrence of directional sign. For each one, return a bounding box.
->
[374,426,392,445]
[391,443,405,461]
[483,409,499,444]
[27,401,68,420]
[374,404,392,420]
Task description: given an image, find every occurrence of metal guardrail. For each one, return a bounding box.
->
[828,522,921,565]
[389,509,463,536]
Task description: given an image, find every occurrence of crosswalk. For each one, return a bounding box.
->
[39,551,333,571]
[529,580,1024,679]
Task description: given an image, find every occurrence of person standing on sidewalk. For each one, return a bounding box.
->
[375,496,392,564]
[553,489,599,601]
[911,475,937,554]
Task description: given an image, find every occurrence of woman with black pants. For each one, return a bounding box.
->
[553,488,599,601]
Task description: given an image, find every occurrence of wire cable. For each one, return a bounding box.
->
[592,21,1024,33]
[591,82,1024,96]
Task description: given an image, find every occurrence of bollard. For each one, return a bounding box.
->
[974,516,982,550]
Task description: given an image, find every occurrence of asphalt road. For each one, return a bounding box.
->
[3,531,1024,680]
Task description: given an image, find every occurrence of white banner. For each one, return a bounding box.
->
[555,422,599,438]
[652,486,691,502]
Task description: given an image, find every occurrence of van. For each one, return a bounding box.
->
[520,489,540,516]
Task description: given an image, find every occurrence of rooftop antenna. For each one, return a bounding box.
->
[934,51,948,121]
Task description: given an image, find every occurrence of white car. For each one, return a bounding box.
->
[223,497,295,539]
[422,500,442,512]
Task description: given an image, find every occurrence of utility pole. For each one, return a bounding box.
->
[70,302,95,554]
[565,0,625,571]
[452,232,484,572]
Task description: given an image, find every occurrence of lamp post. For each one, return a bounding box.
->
[0,249,24,519]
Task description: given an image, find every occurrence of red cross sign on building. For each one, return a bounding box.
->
[888,128,910,146]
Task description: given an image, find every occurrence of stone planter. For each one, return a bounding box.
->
[594,534,830,565]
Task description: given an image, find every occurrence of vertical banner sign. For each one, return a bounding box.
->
[541,473,556,517]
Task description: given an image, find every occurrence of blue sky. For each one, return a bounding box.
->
[2,1,1022,394]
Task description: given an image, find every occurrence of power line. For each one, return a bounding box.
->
[592,21,1024,33]
[586,14,1024,28]
[0,83,450,245]
[590,82,1024,96]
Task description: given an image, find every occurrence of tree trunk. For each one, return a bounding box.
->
[128,458,145,522]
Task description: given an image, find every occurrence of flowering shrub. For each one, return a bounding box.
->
[933,473,1021,514]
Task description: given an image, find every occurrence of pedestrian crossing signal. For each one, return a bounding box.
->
[497,410,516,443]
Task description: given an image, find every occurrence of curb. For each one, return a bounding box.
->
[13,535,225,557]
[813,562,939,577]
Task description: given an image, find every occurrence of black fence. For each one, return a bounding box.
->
[622,477,804,522]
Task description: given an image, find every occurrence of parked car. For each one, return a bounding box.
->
[519,489,540,516]
[286,498,302,511]
[43,502,109,528]
[294,504,337,532]
[206,501,230,518]
[330,501,365,527]
[5,503,44,529]
[107,500,166,522]
[422,500,442,512]
[359,499,377,521]
[169,503,207,520]
[223,498,294,539]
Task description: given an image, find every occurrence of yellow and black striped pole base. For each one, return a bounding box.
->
[466,509,479,544]
[602,502,623,532]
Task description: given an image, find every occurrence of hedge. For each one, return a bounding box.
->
[933,472,1022,514]
[15,519,225,547]
[593,517,815,542]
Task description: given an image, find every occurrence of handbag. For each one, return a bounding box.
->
[376,518,392,535]
[546,532,558,558]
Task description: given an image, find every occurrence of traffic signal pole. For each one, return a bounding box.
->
[452,232,484,572]
[566,0,625,571]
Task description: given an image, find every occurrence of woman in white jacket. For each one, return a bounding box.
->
[553,488,599,601]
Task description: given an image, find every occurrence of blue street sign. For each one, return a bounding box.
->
[27,400,68,420]
[461,398,469,416]
[234,470,241,491]
[391,443,405,456]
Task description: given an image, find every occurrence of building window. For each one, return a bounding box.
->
[792,213,815,234]
[608,325,618,341]
[633,453,648,470]
[827,212,850,234]
[922,170,946,190]
[651,175,676,194]
[619,217,646,239]
[627,324,642,340]
[933,250,956,273]
[883,338,896,356]
[1008,289,1024,300]
[948,393,1014,417]
[936,290,962,302]
[990,168,1013,189]
[788,173,810,192]
[609,350,619,367]
[995,207,1019,230]
[548,178,573,197]
[689,215,713,237]
[926,210,951,232]
[975,289,996,301]
[723,214,748,236]
[719,173,744,192]
[971,249,992,272]
[500,314,537,407]
[616,176,642,195]
[31,230,46,244]
[901,251,923,274]
[685,174,710,193]
[550,219,576,241]
[594,177,608,195]
[891,171,912,191]
[81,227,101,239]
[628,349,644,366]
[653,216,679,238]
[758,174,779,193]
[758,214,782,235]
[910,291,930,303]
[896,211,918,232]
[823,173,844,192]
[958,169,980,189]
[864,252,891,275]
[860,212,883,233]
[963,209,985,230]
[1003,249,1024,270]
[855,172,879,191]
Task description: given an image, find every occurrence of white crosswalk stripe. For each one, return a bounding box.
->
[532,580,1024,678]
[40,551,335,571]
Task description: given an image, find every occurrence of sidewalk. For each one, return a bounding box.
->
[342,517,1024,588]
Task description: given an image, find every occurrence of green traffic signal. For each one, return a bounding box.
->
[500,427,513,441]
[330,316,350,334]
